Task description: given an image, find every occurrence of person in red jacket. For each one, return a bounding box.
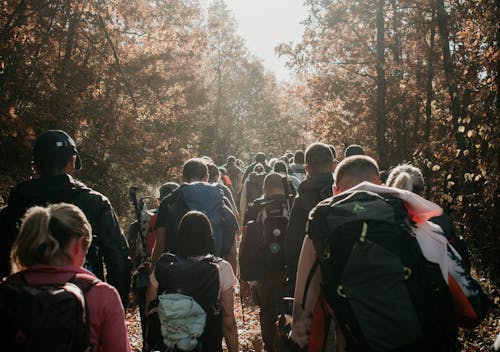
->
[7,203,131,352]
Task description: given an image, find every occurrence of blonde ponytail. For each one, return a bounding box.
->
[387,164,425,195]
[392,172,413,191]
[10,203,92,272]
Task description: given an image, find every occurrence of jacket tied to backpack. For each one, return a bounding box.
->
[291,182,490,351]
[157,293,206,351]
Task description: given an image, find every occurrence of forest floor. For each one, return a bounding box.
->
[126,278,499,352]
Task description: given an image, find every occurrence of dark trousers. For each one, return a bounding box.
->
[252,279,289,352]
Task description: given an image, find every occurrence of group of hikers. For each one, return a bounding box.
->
[0,129,493,352]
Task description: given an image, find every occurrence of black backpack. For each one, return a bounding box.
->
[146,253,222,352]
[246,172,266,206]
[240,198,290,281]
[311,191,457,352]
[0,272,98,352]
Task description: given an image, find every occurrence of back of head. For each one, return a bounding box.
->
[177,211,215,257]
[33,130,82,177]
[305,142,334,175]
[344,144,365,158]
[11,203,92,271]
[253,163,264,173]
[159,182,179,200]
[328,145,337,160]
[334,155,380,192]
[207,163,220,183]
[386,164,425,195]
[264,173,285,197]
[255,152,266,164]
[273,160,287,174]
[182,158,208,182]
[293,150,305,164]
[200,155,214,164]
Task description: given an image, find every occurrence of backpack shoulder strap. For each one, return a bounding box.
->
[70,273,100,294]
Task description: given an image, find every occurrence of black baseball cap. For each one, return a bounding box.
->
[33,130,82,170]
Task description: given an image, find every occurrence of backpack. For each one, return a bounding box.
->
[246,172,266,206]
[311,191,457,352]
[146,253,222,352]
[164,183,238,258]
[240,198,290,281]
[0,272,98,352]
[128,208,158,266]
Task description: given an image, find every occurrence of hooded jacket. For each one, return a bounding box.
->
[0,174,132,306]
[285,172,334,287]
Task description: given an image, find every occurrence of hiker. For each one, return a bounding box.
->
[219,167,235,194]
[224,156,243,195]
[242,152,272,183]
[151,158,238,272]
[0,130,132,306]
[147,211,238,352]
[289,155,461,351]
[386,164,470,267]
[285,142,336,288]
[344,144,365,158]
[0,203,131,351]
[239,163,267,219]
[240,173,290,352]
[129,182,179,343]
[273,160,300,193]
[207,163,239,219]
[289,150,307,182]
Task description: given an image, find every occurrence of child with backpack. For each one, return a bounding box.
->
[0,203,131,352]
[146,211,238,352]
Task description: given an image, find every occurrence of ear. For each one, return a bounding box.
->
[69,236,86,266]
[64,155,77,176]
[304,164,312,176]
[333,183,340,195]
[202,174,209,182]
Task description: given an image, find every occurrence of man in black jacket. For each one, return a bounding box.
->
[0,130,132,306]
[285,142,336,288]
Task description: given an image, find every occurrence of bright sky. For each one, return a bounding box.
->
[203,0,308,82]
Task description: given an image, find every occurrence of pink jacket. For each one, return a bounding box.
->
[20,265,131,352]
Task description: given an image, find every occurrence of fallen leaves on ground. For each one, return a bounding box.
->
[127,279,499,352]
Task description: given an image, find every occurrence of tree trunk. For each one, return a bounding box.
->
[376,0,388,169]
[425,6,436,143]
[434,0,465,151]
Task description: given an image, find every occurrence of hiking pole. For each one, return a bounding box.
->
[129,186,148,261]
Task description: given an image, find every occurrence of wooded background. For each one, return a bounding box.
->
[1,0,498,283]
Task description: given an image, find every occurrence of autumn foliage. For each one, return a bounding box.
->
[279,0,499,283]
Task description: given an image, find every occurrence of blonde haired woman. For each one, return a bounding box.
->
[386,163,470,265]
[5,203,131,351]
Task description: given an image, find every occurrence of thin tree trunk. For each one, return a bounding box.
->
[434,0,465,151]
[376,0,388,169]
[425,7,436,142]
